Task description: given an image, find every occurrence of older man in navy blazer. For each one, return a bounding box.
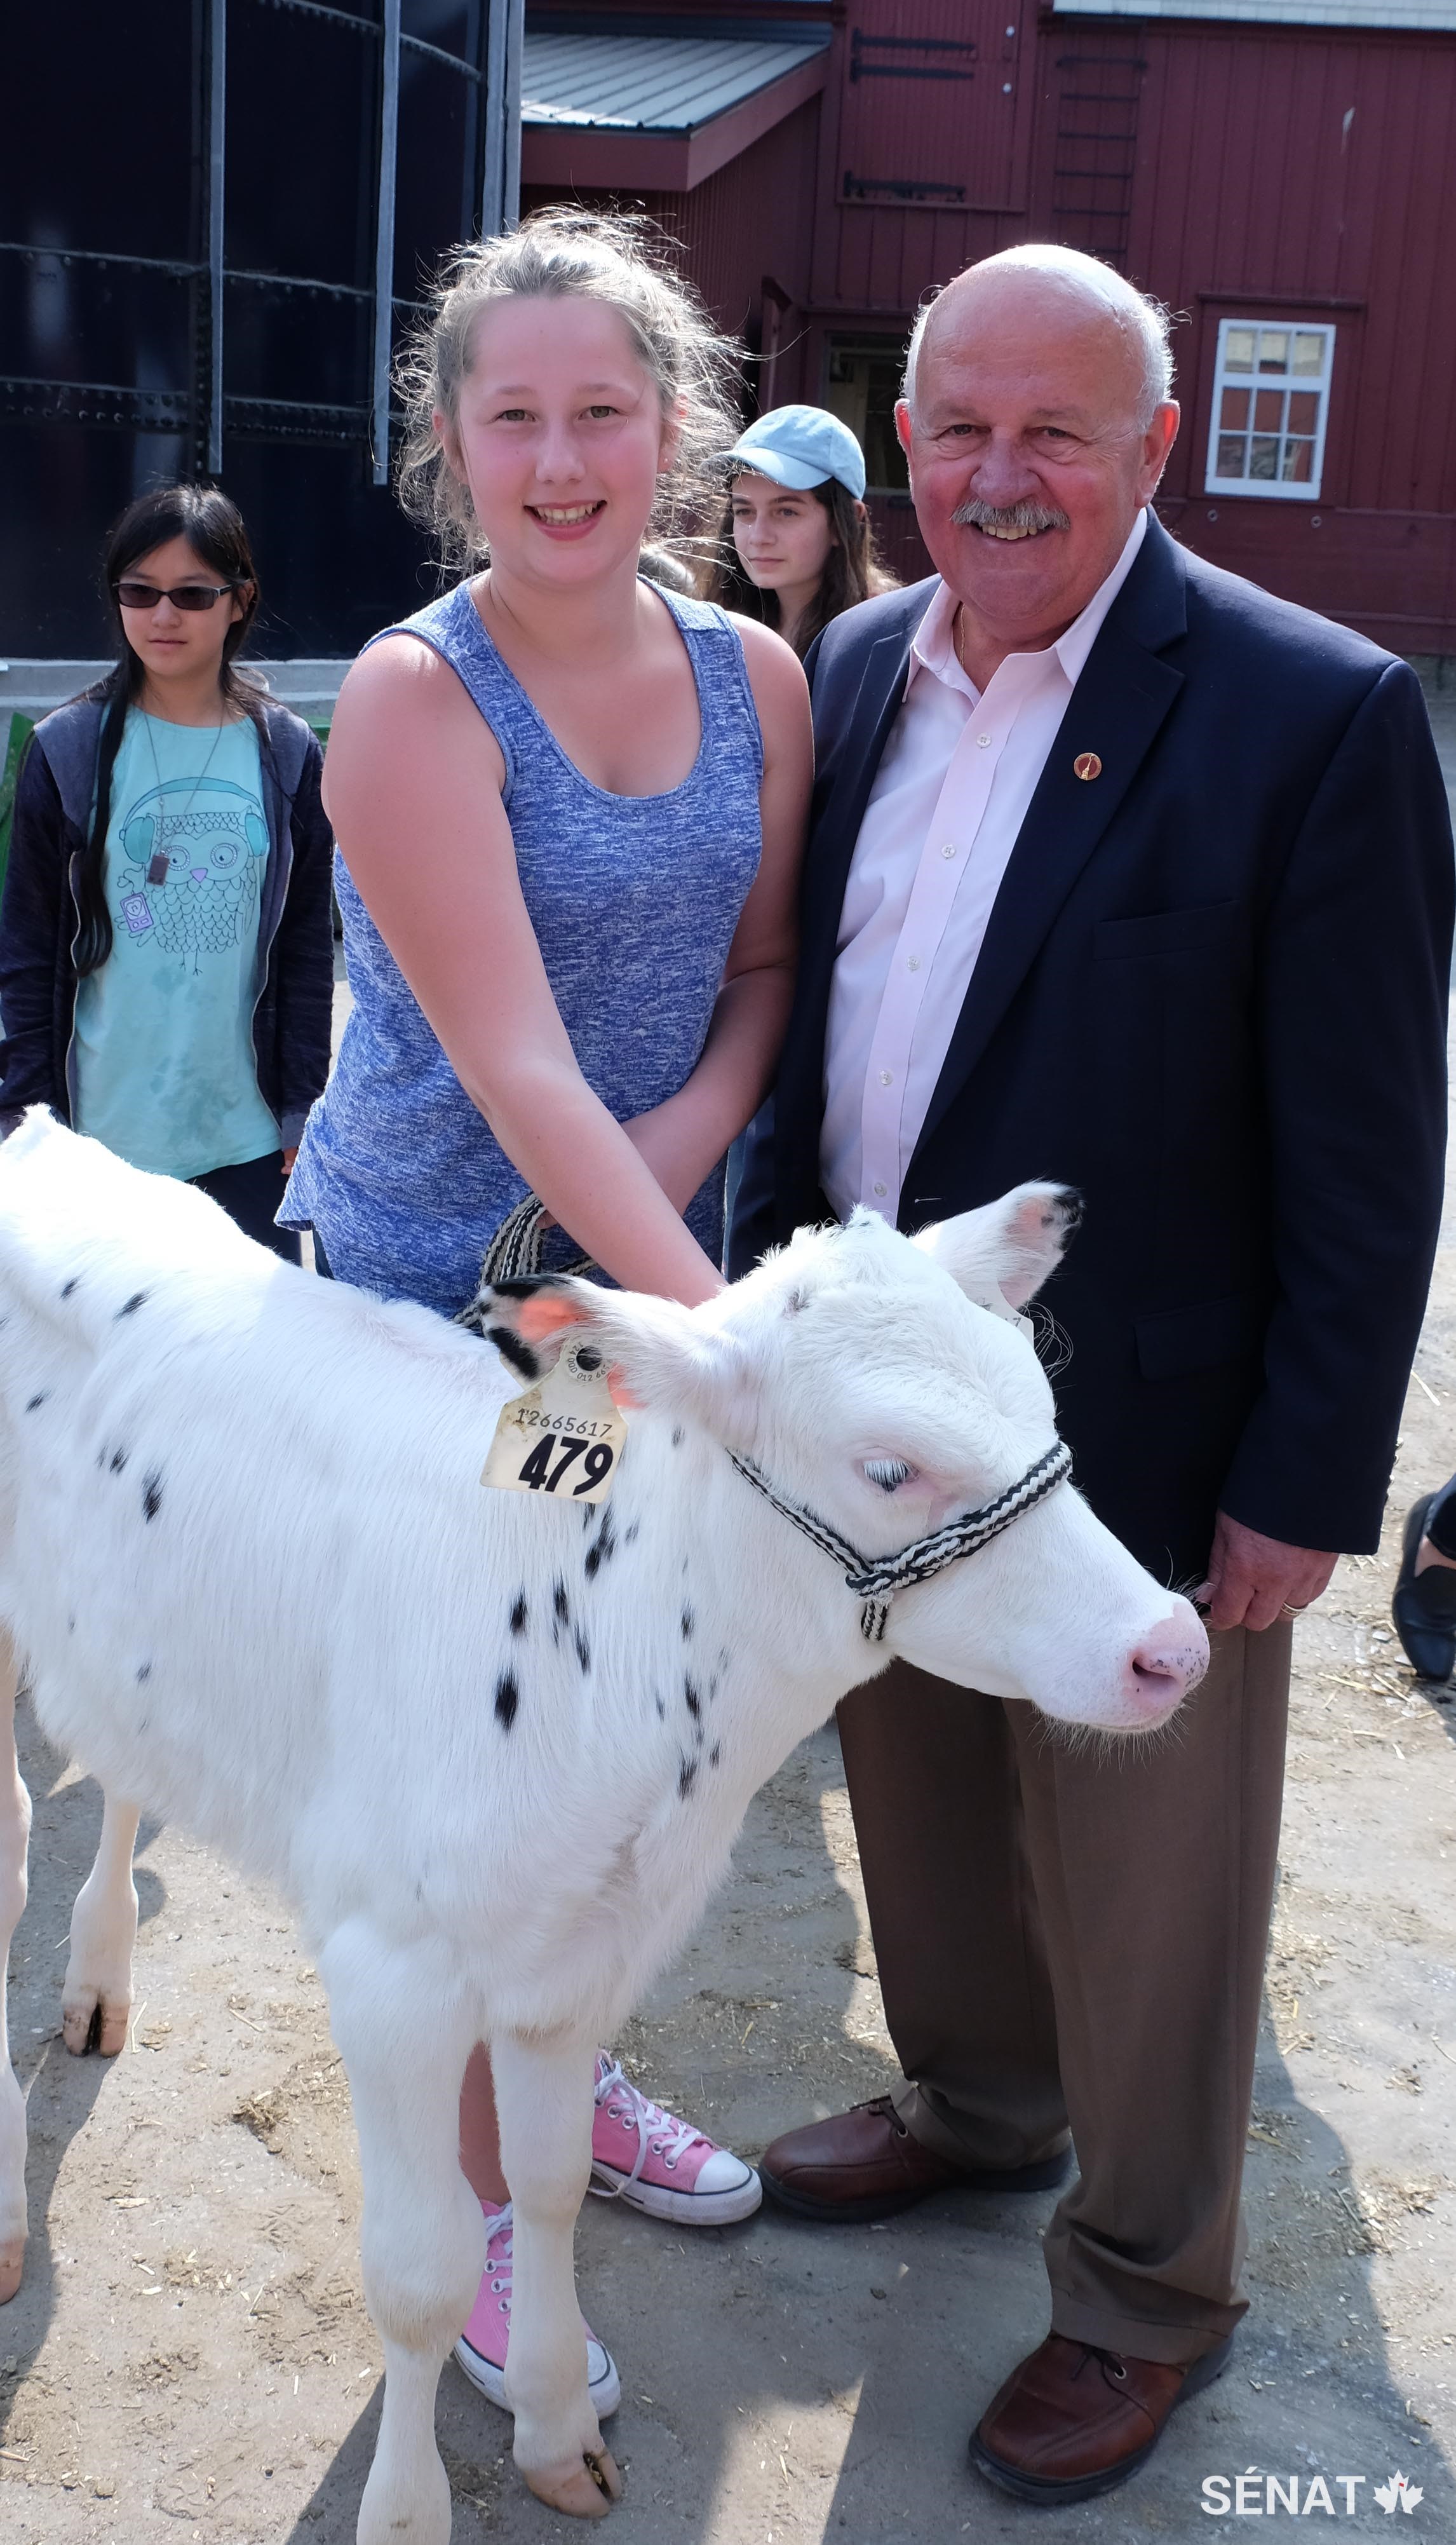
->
[731,245,1453,2506]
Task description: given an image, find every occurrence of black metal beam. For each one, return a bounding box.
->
[0,240,420,308]
[222,392,375,441]
[0,377,192,430]
[0,240,204,279]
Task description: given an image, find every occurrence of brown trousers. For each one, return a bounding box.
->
[835,1622,1290,2365]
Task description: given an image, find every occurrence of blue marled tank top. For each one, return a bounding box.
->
[282,580,764,1315]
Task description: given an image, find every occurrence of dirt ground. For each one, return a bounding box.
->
[4,1040,1456,2545]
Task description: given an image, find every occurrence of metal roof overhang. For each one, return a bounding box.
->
[520,32,830,191]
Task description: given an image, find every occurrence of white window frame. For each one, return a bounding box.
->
[1203,318,1335,503]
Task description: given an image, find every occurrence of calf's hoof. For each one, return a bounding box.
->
[0,2237,24,2304]
[523,2446,623,2518]
[61,1986,131,2058]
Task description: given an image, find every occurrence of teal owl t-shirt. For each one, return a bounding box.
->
[73,709,281,1178]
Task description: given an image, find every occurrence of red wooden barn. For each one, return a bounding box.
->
[520,0,1456,651]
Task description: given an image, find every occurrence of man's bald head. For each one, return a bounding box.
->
[893,243,1180,681]
[905,247,1174,431]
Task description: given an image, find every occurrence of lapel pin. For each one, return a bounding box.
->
[1073,752,1102,782]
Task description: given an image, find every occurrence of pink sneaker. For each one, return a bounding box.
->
[453,2200,620,2419]
[589,2053,762,2225]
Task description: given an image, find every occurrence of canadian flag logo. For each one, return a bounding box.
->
[1375,2473,1424,2514]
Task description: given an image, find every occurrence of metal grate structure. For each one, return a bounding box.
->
[1,0,522,658]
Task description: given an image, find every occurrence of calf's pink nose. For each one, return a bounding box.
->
[1122,1611,1210,1720]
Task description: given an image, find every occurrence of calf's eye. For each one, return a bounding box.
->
[863,1458,913,1493]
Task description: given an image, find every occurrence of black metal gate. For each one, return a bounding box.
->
[0,0,521,660]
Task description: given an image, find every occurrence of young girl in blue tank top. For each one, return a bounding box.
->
[282,212,812,2488]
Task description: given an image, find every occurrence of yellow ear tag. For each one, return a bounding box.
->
[482,1337,628,1505]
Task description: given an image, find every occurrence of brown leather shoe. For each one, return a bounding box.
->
[969,2330,1234,2505]
[759,2096,1072,2223]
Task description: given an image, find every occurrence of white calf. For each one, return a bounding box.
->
[0,1113,1205,2535]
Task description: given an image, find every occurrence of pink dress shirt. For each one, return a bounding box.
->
[820,508,1149,1225]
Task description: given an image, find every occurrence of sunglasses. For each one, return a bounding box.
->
[114,580,241,613]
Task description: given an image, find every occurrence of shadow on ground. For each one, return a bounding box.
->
[6,1547,1455,2541]
[2,1706,166,2459]
[273,1720,1453,2544]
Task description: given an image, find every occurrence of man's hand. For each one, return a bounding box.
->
[1196,1512,1338,1633]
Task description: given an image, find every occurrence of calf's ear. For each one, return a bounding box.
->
[480,1278,759,1442]
[458,1273,584,1380]
[912,1181,1081,1312]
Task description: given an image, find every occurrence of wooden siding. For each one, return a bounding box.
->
[527,3,1456,644]
[833,0,1030,215]
[651,97,823,346]
[1114,18,1456,646]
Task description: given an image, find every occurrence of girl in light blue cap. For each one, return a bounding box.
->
[706,402,896,657]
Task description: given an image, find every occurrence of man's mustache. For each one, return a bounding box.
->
[951,498,1072,534]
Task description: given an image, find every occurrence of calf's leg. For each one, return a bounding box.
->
[321,1919,486,2545]
[493,2028,622,2518]
[62,1791,141,2055]
[0,1631,30,2300]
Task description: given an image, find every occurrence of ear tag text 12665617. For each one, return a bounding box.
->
[482,1338,627,1505]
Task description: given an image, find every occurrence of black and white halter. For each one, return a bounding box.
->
[729,1439,1074,1642]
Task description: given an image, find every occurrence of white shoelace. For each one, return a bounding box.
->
[482,2201,514,2314]
[588,2054,706,2199]
[474,2200,603,2365]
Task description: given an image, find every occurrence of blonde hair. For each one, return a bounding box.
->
[396,208,745,572]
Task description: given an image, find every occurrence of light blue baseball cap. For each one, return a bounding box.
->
[721,404,866,502]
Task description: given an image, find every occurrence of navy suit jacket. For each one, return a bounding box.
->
[729,513,1454,1584]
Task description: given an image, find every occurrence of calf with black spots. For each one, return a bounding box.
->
[0,1111,1204,2539]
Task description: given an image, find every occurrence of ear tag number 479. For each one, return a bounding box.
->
[482,1338,627,1505]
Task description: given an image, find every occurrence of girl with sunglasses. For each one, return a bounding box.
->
[0,485,334,1255]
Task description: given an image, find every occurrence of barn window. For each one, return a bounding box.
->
[1204,321,1335,502]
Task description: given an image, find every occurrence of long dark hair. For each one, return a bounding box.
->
[76,486,262,976]
[703,474,897,658]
